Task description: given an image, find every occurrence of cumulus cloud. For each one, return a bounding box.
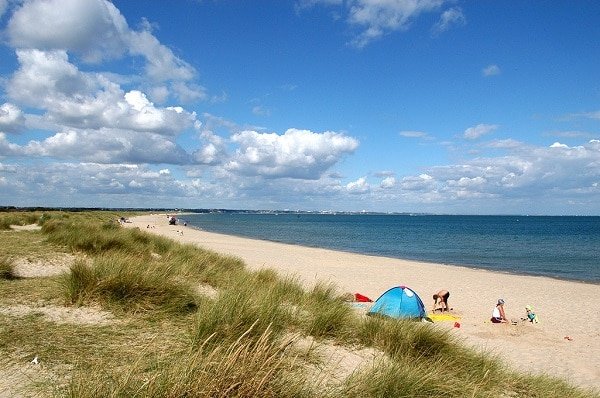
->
[7,0,129,63]
[380,176,396,188]
[431,7,466,35]
[346,176,369,193]
[463,123,498,140]
[192,130,228,165]
[6,0,201,103]
[226,128,359,179]
[0,162,196,205]
[17,128,191,164]
[1,43,199,165]
[482,64,501,77]
[395,140,600,205]
[0,103,26,133]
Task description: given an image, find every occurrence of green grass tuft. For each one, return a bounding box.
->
[192,273,293,347]
[62,254,198,315]
[67,325,313,398]
[0,256,17,280]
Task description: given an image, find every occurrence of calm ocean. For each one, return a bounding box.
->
[181,213,600,283]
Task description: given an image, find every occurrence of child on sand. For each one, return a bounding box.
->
[525,305,539,323]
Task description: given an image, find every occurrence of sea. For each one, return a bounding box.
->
[181,213,600,284]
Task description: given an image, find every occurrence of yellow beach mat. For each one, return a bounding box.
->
[429,313,461,322]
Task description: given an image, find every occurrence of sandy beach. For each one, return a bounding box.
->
[127,214,600,390]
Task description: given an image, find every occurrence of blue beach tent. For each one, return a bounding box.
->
[368,286,427,319]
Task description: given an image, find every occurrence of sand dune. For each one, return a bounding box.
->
[127,214,600,389]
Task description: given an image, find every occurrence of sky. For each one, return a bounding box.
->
[0,0,599,215]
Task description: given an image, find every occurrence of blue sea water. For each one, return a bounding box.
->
[181,213,600,283]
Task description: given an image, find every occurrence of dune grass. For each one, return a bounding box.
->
[67,325,314,398]
[0,211,596,397]
[62,255,199,315]
[0,256,16,280]
[0,211,44,230]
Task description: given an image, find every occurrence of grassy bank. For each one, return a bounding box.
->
[0,211,596,397]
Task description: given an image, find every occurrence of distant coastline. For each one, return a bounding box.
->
[1,206,599,217]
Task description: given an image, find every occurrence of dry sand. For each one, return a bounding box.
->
[127,214,600,390]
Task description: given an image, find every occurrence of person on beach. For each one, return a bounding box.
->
[491,299,508,323]
[525,305,539,323]
[432,290,450,312]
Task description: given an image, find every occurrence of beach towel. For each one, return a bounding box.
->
[429,313,461,322]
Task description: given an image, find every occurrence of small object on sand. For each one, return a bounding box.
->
[453,321,461,328]
[31,356,39,365]
[354,292,373,302]
[564,336,573,341]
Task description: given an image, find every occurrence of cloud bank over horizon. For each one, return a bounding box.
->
[0,0,599,214]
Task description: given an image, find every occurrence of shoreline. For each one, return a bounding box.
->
[127,214,600,390]
[175,213,599,284]
[186,224,599,285]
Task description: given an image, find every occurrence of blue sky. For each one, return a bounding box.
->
[0,0,599,215]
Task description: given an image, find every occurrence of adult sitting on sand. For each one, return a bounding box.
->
[491,298,508,323]
[433,290,450,312]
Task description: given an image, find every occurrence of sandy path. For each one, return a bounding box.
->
[126,214,600,390]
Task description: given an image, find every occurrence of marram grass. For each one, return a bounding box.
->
[0,256,17,280]
[62,254,198,315]
[67,324,314,398]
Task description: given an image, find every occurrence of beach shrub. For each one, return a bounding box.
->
[192,273,293,347]
[339,355,468,398]
[0,212,42,230]
[300,282,354,338]
[62,254,198,315]
[162,243,245,285]
[0,256,17,280]
[355,316,456,360]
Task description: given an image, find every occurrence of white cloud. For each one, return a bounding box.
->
[399,130,429,139]
[399,173,435,191]
[299,0,450,48]
[486,139,522,149]
[1,45,199,165]
[550,141,569,149]
[463,123,498,140]
[226,128,359,179]
[395,140,600,206]
[346,176,369,193]
[482,64,501,77]
[0,133,22,155]
[7,0,129,63]
[296,0,343,10]
[6,0,201,104]
[431,7,465,35]
[0,103,26,133]
[252,105,271,117]
[192,130,228,165]
[18,128,191,164]
[348,0,446,47]
[380,176,396,188]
